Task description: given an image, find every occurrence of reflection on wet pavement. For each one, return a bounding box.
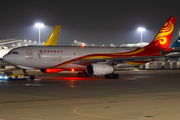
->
[67,80,76,88]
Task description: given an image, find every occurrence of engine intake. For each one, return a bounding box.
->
[86,63,114,76]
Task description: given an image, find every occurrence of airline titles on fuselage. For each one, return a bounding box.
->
[39,49,63,54]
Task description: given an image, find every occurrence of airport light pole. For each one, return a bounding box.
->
[74,40,77,45]
[35,23,44,43]
[29,40,32,45]
[138,27,145,47]
[24,39,26,46]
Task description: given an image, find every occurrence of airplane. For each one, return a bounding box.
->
[43,25,61,46]
[2,17,177,80]
[0,25,61,58]
[163,36,180,61]
[170,36,180,48]
[0,25,61,69]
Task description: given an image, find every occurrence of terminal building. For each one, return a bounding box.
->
[121,42,149,47]
[0,38,44,49]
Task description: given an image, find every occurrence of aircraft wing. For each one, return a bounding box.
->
[72,59,106,66]
[71,55,170,67]
[73,49,180,66]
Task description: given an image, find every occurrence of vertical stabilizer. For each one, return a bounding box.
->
[145,17,177,48]
[44,25,61,46]
[170,36,180,48]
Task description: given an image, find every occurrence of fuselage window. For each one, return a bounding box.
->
[7,51,18,54]
[13,51,19,54]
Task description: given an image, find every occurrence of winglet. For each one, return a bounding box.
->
[145,17,177,48]
[44,25,61,46]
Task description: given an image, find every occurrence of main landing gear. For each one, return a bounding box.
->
[23,69,35,80]
[105,74,119,79]
[77,71,91,77]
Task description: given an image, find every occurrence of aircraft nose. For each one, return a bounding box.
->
[3,54,10,63]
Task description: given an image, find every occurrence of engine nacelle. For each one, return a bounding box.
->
[86,63,114,76]
[40,68,64,73]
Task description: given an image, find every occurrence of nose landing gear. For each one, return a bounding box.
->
[23,69,35,80]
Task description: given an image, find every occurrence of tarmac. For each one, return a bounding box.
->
[0,70,180,120]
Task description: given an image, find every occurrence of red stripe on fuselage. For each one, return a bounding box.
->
[51,47,171,68]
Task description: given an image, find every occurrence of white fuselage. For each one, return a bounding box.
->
[3,46,137,70]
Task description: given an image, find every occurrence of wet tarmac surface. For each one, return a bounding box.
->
[0,70,180,120]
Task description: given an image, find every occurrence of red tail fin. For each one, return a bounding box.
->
[145,17,177,48]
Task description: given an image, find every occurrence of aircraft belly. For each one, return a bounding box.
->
[60,64,86,71]
[117,63,137,68]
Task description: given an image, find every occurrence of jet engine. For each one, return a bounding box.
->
[86,63,114,76]
[40,68,64,73]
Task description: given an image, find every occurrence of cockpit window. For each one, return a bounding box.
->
[7,51,19,54]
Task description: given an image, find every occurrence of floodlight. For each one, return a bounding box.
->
[137,27,146,47]
[35,23,44,28]
[35,23,44,43]
[138,27,145,31]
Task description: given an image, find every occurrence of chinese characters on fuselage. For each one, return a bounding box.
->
[39,50,63,54]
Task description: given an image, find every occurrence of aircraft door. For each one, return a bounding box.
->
[33,48,38,62]
[26,49,33,59]
[26,48,38,62]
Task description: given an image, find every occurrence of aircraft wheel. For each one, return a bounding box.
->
[78,72,82,77]
[108,74,114,79]
[30,75,35,80]
[105,75,109,79]
[86,74,91,77]
[85,72,91,77]
[82,72,86,77]
[114,74,119,79]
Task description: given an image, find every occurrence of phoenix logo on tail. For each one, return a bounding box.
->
[145,17,176,48]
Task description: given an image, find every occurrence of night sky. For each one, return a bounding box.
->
[1,0,180,46]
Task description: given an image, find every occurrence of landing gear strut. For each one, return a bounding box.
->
[23,69,29,76]
[105,74,119,79]
[77,71,91,77]
[23,69,35,80]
